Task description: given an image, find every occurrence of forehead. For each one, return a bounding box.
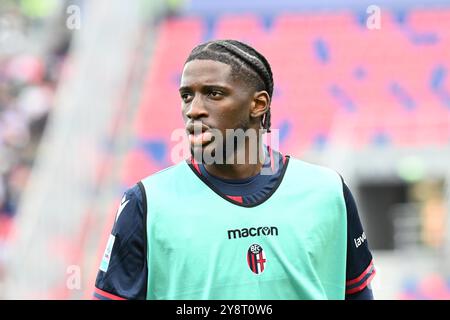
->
[180,59,234,87]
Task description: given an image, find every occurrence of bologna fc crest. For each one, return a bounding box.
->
[247,244,266,274]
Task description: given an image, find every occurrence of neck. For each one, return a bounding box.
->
[204,137,265,180]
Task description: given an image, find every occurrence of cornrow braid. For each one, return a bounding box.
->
[185,39,274,132]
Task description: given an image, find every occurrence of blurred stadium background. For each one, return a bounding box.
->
[1,0,450,299]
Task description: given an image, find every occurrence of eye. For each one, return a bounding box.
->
[180,92,193,102]
[208,90,223,99]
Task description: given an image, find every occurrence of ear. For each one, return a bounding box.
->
[250,91,270,119]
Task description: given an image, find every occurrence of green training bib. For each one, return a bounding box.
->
[140,157,347,300]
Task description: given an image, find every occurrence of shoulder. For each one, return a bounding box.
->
[286,156,343,192]
[112,184,145,237]
[140,161,188,186]
[287,157,341,178]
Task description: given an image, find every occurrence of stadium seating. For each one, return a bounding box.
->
[123,8,450,185]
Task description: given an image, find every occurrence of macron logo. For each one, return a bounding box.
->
[115,195,130,222]
[227,226,278,240]
[354,232,367,248]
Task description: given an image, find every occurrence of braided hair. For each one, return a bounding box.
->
[185,40,273,132]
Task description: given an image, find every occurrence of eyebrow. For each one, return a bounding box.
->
[178,84,231,93]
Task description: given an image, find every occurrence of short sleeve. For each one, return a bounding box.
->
[93,183,147,300]
[343,181,376,296]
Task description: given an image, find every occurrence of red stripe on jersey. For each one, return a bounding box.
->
[226,195,243,203]
[346,260,374,286]
[94,287,126,300]
[346,269,376,295]
[190,157,201,175]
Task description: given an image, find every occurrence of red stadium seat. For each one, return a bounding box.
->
[126,9,450,182]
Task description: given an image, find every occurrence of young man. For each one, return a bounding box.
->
[94,40,375,300]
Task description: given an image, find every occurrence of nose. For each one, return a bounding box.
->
[185,94,208,120]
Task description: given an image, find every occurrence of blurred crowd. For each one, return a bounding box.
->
[0,54,58,230]
[0,0,72,274]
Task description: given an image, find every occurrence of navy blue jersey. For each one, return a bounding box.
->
[94,147,375,300]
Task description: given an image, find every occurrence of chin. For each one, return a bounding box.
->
[190,142,221,164]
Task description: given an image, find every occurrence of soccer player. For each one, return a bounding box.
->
[93,40,375,300]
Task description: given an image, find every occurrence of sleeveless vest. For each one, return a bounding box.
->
[140,157,347,299]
